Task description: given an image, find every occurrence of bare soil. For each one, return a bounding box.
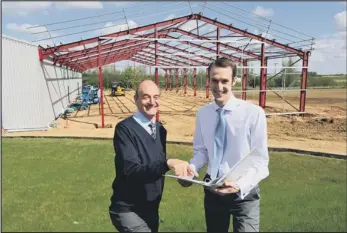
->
[3,88,346,155]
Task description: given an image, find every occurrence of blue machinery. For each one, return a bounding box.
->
[81,85,100,104]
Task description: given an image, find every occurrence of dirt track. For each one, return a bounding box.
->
[3,88,346,155]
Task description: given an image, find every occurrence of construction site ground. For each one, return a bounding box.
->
[3,88,346,155]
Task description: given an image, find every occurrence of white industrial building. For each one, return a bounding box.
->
[2,35,82,132]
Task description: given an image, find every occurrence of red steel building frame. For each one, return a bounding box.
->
[38,13,312,126]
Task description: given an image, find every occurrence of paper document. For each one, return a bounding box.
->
[164,148,263,188]
[164,174,225,188]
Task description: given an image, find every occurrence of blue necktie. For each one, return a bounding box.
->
[210,108,226,180]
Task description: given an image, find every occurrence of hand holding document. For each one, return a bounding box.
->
[164,173,224,188]
[213,180,240,194]
[165,148,263,190]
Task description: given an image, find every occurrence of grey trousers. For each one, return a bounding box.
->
[203,175,261,232]
[109,210,159,233]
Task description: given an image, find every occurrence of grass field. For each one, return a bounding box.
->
[2,138,346,232]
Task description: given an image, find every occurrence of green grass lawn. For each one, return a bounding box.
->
[2,138,346,232]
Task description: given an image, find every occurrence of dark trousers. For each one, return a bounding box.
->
[203,174,261,232]
[109,207,159,232]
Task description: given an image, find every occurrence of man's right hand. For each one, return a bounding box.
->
[167,159,199,178]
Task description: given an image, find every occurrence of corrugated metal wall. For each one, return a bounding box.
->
[2,36,82,132]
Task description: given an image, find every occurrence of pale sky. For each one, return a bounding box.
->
[2,1,346,74]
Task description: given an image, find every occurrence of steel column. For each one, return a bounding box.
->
[38,47,44,61]
[169,69,172,91]
[299,51,309,112]
[242,60,248,100]
[98,40,105,128]
[193,68,197,96]
[205,68,209,98]
[165,70,168,91]
[176,69,179,93]
[217,27,220,59]
[184,68,187,94]
[259,43,267,108]
[155,25,160,122]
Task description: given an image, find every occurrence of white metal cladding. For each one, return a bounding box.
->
[2,36,82,132]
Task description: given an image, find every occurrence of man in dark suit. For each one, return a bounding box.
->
[109,80,197,232]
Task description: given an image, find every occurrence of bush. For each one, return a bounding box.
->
[307,76,339,87]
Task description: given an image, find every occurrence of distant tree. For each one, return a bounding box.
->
[245,62,260,88]
[308,71,318,77]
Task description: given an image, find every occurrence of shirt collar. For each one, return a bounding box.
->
[211,94,238,112]
[134,111,155,125]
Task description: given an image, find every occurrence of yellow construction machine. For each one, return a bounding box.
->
[111,81,126,96]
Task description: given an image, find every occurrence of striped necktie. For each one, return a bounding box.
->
[148,122,156,139]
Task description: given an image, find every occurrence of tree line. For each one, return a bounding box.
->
[82,58,345,90]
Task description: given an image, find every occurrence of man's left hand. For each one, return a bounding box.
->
[213,180,240,194]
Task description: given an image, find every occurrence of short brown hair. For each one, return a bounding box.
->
[208,57,237,79]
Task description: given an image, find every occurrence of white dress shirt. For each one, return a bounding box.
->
[190,95,270,199]
[132,111,155,135]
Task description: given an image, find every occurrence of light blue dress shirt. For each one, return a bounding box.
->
[132,111,155,135]
[190,95,270,199]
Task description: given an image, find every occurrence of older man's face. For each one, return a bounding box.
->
[135,81,160,120]
[210,65,236,106]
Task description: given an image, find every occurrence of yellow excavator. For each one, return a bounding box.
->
[111,81,126,96]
